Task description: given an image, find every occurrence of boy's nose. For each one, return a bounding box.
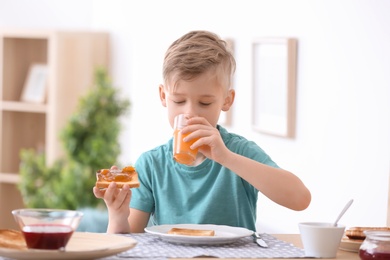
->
[183,108,196,117]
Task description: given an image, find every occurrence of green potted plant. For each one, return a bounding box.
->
[18,68,130,232]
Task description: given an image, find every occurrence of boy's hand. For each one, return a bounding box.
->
[184,116,229,164]
[93,166,131,232]
[93,182,131,215]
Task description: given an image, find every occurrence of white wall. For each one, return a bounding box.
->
[1,0,389,234]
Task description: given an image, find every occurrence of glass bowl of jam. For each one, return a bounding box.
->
[12,208,83,250]
[359,230,390,259]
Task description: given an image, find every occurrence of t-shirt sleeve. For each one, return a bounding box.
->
[229,137,279,169]
[226,137,280,194]
[130,152,155,213]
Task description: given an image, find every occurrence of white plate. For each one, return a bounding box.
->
[0,232,137,260]
[145,224,254,245]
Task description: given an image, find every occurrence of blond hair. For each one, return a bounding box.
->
[163,30,236,89]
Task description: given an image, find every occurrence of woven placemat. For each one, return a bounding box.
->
[107,233,306,259]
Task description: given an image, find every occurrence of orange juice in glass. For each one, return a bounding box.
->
[173,114,199,165]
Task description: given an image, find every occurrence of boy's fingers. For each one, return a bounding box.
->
[93,186,104,198]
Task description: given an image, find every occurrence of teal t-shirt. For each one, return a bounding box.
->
[131,125,279,231]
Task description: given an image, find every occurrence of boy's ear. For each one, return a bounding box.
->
[159,84,167,107]
[222,89,235,111]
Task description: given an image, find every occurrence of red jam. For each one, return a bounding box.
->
[359,249,390,259]
[22,224,73,250]
[359,231,390,260]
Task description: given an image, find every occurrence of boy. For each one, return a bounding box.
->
[93,30,311,233]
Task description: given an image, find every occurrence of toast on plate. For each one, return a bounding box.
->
[0,229,27,250]
[345,226,390,240]
[168,227,215,236]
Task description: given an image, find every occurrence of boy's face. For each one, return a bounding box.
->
[159,70,234,129]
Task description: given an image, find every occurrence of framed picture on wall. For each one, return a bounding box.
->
[252,38,297,138]
[20,63,48,103]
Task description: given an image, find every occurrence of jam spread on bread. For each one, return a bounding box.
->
[96,166,140,189]
[97,168,133,182]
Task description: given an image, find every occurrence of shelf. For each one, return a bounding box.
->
[0,28,53,38]
[0,101,47,113]
[0,173,20,184]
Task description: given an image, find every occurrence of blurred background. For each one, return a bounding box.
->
[0,0,389,233]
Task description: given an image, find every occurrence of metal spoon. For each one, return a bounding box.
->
[253,232,268,248]
[333,199,354,226]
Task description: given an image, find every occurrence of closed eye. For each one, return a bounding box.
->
[200,102,212,106]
